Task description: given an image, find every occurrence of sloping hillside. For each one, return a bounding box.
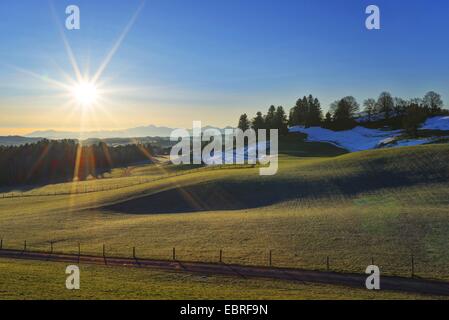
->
[104,144,449,214]
[2,144,449,280]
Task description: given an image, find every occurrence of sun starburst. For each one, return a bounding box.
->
[71,81,99,107]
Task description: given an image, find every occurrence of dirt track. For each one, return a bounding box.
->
[1,248,449,297]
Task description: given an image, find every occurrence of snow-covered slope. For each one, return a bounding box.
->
[290,115,449,152]
[206,140,271,164]
[421,116,449,131]
[289,126,402,152]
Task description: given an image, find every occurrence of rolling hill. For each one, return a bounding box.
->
[1,142,449,284]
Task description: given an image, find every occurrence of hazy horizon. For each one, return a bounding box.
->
[0,122,238,137]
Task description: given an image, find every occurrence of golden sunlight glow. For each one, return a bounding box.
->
[71,82,98,106]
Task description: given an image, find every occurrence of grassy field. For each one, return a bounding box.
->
[0,134,345,197]
[0,258,441,300]
[1,138,449,298]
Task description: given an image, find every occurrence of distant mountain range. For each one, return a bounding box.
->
[0,136,43,146]
[0,124,236,146]
[25,124,235,140]
[25,125,175,139]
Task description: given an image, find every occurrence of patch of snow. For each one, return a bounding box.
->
[290,115,449,153]
[421,116,449,131]
[378,137,434,149]
[206,140,271,165]
[377,137,396,146]
[289,126,402,152]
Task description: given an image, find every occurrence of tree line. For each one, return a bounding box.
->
[238,91,446,135]
[238,105,289,135]
[0,139,154,187]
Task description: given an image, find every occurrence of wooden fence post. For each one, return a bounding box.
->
[50,241,53,254]
[326,256,330,271]
[269,250,272,267]
[172,247,176,260]
[133,247,136,259]
[24,240,27,251]
[103,244,107,265]
[219,249,222,263]
[0,238,2,250]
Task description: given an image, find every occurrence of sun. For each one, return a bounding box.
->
[71,81,98,107]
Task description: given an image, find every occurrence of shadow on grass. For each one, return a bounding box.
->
[102,169,449,214]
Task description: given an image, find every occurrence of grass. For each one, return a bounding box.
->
[0,258,442,300]
[1,145,449,277]
[0,161,210,196]
[1,141,449,298]
[0,134,344,197]
[3,185,449,280]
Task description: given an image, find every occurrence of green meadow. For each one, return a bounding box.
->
[0,258,442,300]
[1,137,449,298]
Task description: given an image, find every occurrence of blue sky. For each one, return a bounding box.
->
[0,0,448,134]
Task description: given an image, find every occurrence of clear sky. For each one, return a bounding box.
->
[1,0,448,135]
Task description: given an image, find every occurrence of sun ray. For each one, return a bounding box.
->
[26,143,51,181]
[49,1,83,83]
[6,64,73,91]
[5,0,148,150]
[92,0,146,83]
[10,1,147,211]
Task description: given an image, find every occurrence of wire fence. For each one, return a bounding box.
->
[0,164,257,199]
[1,237,448,282]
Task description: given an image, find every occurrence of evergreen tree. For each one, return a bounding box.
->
[274,106,288,135]
[0,140,155,186]
[289,97,307,126]
[264,105,277,129]
[251,111,265,130]
[289,95,322,127]
[305,96,323,127]
[288,108,295,126]
[237,113,250,131]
